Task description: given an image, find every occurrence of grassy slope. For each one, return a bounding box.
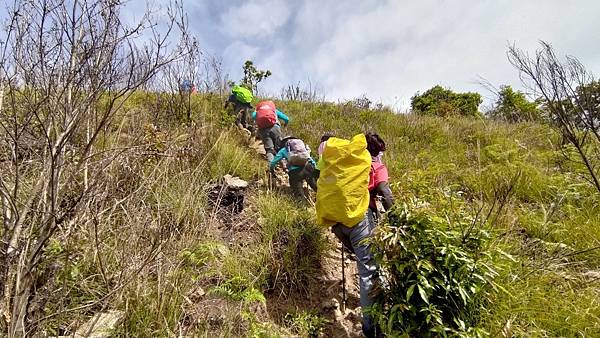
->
[40,93,600,337]
[277,100,600,336]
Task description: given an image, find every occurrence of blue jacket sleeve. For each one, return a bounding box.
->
[270,147,288,170]
[276,110,289,124]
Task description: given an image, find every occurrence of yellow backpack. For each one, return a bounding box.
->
[316,134,371,227]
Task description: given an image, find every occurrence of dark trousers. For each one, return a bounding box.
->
[288,164,317,199]
[331,210,380,338]
[258,124,282,162]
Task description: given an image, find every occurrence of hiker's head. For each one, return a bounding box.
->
[318,132,335,156]
[365,132,386,157]
[320,132,335,143]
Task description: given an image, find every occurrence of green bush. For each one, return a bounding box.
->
[411,85,482,117]
[489,85,541,122]
[371,204,499,337]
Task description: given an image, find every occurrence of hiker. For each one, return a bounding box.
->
[251,100,289,162]
[224,85,254,133]
[270,136,317,200]
[314,132,335,180]
[365,132,394,217]
[315,134,381,338]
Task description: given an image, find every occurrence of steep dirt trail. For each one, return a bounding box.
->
[246,133,363,337]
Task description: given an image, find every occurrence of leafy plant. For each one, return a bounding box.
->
[228,60,272,94]
[180,242,229,268]
[284,310,328,338]
[489,85,541,122]
[210,276,266,305]
[411,85,482,117]
[371,203,499,337]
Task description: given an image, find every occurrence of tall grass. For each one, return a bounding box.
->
[277,99,600,336]
[32,92,600,337]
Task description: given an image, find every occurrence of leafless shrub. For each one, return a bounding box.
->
[0,0,192,335]
[508,41,600,193]
[280,80,323,102]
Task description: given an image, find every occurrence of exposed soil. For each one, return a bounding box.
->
[263,238,364,337]
[247,136,364,337]
[191,132,365,337]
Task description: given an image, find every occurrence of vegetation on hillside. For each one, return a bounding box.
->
[0,0,598,336]
[411,85,483,117]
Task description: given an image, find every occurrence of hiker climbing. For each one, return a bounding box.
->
[315,134,382,338]
[314,132,335,180]
[252,100,289,162]
[365,132,394,218]
[270,136,317,200]
[224,85,254,135]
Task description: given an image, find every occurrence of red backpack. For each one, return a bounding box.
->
[255,100,277,128]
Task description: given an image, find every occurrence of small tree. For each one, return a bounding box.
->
[508,41,600,194]
[411,85,482,117]
[489,85,541,122]
[228,60,271,95]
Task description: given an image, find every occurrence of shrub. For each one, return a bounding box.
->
[411,85,482,117]
[489,85,541,122]
[371,204,499,337]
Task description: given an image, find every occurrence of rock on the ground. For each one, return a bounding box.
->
[322,298,340,310]
[249,140,266,155]
[224,174,248,189]
[74,310,124,338]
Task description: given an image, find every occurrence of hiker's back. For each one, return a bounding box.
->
[231,85,253,104]
[316,134,371,227]
[255,100,277,129]
[286,138,311,166]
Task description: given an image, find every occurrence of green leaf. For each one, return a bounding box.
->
[418,285,429,304]
[406,284,416,300]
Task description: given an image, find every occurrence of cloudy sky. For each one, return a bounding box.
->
[181,0,599,109]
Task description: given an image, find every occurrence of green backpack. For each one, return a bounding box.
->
[232,85,253,104]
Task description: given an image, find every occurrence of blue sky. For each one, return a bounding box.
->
[153,0,600,109]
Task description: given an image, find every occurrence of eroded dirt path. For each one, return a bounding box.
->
[246,133,364,337]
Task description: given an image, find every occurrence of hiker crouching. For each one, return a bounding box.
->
[224,85,254,134]
[270,137,317,200]
[252,100,289,162]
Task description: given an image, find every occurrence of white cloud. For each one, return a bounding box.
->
[283,0,600,108]
[219,0,291,39]
[222,41,260,73]
[188,0,600,108]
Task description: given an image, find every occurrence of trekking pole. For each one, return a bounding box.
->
[341,243,347,312]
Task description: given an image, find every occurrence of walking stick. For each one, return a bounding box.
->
[341,242,347,312]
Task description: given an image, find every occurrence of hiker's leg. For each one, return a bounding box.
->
[259,127,275,162]
[266,149,275,162]
[235,106,247,129]
[288,169,304,199]
[240,108,248,129]
[302,164,317,191]
[348,211,379,337]
[270,124,283,151]
[331,224,354,255]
